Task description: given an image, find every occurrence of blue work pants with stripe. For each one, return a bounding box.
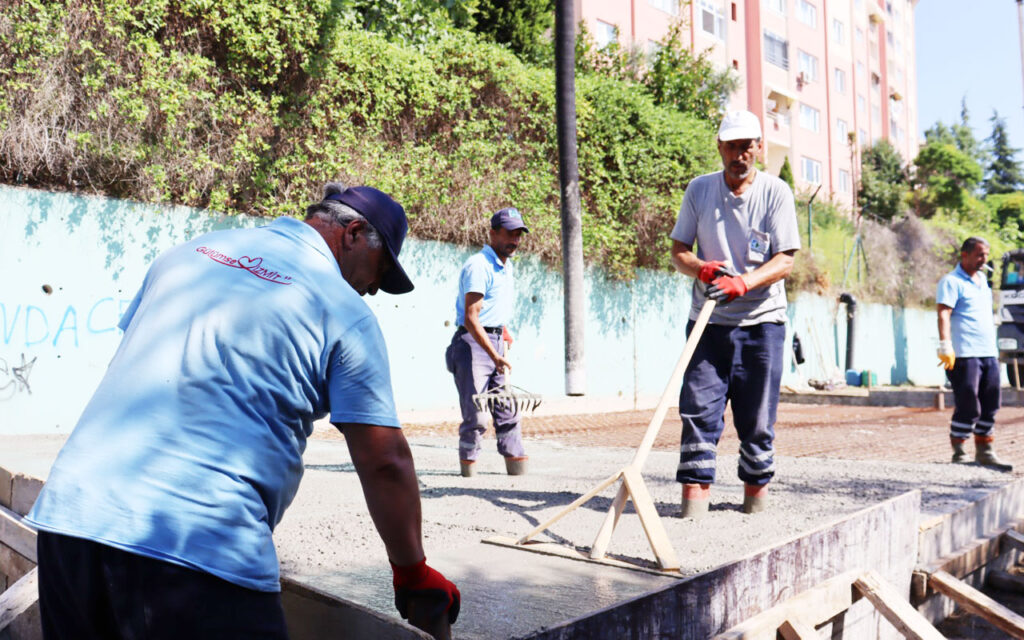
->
[676,321,785,486]
[445,329,526,462]
[946,356,1001,440]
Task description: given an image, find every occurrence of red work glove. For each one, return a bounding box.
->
[391,558,461,625]
[706,274,748,303]
[502,325,514,347]
[697,260,727,284]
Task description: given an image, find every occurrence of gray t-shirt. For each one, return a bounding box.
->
[670,170,800,326]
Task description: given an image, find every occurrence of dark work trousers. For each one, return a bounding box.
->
[445,328,525,461]
[946,356,1001,440]
[36,531,289,640]
[676,321,786,486]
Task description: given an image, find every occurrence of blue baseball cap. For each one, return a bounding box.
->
[490,207,530,233]
[324,186,414,294]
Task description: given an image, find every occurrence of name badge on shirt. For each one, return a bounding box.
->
[748,229,770,262]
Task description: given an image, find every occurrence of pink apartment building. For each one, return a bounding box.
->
[577,0,919,211]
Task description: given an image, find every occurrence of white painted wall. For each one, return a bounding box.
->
[0,186,944,434]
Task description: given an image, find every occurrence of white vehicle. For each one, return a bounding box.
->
[997,249,1024,388]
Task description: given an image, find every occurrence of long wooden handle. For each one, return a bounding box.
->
[590,298,716,560]
[628,298,716,468]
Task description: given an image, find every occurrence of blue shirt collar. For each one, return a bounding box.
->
[954,263,983,285]
[482,244,507,270]
[270,217,339,274]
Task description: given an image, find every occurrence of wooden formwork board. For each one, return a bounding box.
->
[522,491,921,640]
[914,477,1024,625]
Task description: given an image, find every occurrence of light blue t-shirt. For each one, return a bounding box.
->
[454,244,515,327]
[670,170,800,326]
[936,264,997,357]
[27,217,400,592]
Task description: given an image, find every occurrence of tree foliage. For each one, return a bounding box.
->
[984,111,1024,195]
[778,156,794,190]
[574,19,737,126]
[858,140,908,220]
[0,0,721,278]
[922,99,988,170]
[912,141,984,218]
[472,0,553,64]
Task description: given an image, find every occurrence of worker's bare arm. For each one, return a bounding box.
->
[336,423,424,566]
[670,240,703,279]
[742,250,797,291]
[464,292,510,372]
[937,304,953,341]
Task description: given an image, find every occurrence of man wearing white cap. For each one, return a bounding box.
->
[668,110,801,517]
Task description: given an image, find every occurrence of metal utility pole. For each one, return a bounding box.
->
[555,0,586,395]
[1018,0,1024,121]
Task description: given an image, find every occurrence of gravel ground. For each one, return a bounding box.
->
[272,417,1022,639]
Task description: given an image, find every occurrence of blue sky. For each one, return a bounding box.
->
[915,0,1024,155]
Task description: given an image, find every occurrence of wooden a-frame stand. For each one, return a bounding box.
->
[486,300,717,572]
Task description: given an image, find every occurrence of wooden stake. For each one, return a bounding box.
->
[853,570,944,640]
[929,569,1024,639]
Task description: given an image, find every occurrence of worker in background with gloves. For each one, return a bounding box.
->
[27,183,460,639]
[936,236,1010,471]
[668,109,801,518]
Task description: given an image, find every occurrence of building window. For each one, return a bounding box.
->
[834,67,846,93]
[799,104,820,132]
[700,0,726,40]
[649,0,679,15]
[872,104,881,124]
[801,156,822,183]
[796,0,816,27]
[764,30,789,69]
[856,61,865,78]
[832,18,845,44]
[595,20,618,49]
[765,0,786,14]
[859,128,868,144]
[798,50,818,82]
[856,27,864,43]
[857,94,866,114]
[838,169,851,192]
[836,118,849,142]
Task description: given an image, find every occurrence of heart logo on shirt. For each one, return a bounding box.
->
[238,256,262,270]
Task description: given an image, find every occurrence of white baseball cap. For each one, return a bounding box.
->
[717,110,762,141]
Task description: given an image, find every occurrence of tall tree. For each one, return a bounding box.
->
[984,110,1024,195]
[643,21,738,124]
[912,141,983,217]
[473,0,553,63]
[779,155,794,190]
[858,140,908,220]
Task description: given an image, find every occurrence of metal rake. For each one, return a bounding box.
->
[472,382,542,415]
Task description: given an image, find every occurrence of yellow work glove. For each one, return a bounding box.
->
[937,339,955,370]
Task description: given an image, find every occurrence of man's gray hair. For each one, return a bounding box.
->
[305,182,383,249]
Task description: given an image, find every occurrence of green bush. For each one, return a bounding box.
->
[0,0,719,277]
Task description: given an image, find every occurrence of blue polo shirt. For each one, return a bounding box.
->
[454,244,515,327]
[936,264,997,358]
[27,217,400,592]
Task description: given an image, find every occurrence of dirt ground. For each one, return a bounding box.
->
[389,401,1024,467]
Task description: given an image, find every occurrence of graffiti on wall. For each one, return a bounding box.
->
[0,353,37,400]
[1,298,133,349]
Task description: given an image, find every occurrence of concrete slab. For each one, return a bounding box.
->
[286,544,677,640]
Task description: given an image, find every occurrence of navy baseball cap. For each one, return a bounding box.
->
[324,186,414,294]
[490,207,530,233]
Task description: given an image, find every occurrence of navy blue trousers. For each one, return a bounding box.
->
[36,531,289,640]
[676,321,786,486]
[445,328,525,461]
[946,356,1001,440]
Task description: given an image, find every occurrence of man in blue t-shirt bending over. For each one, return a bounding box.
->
[27,184,460,639]
[937,236,1011,471]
